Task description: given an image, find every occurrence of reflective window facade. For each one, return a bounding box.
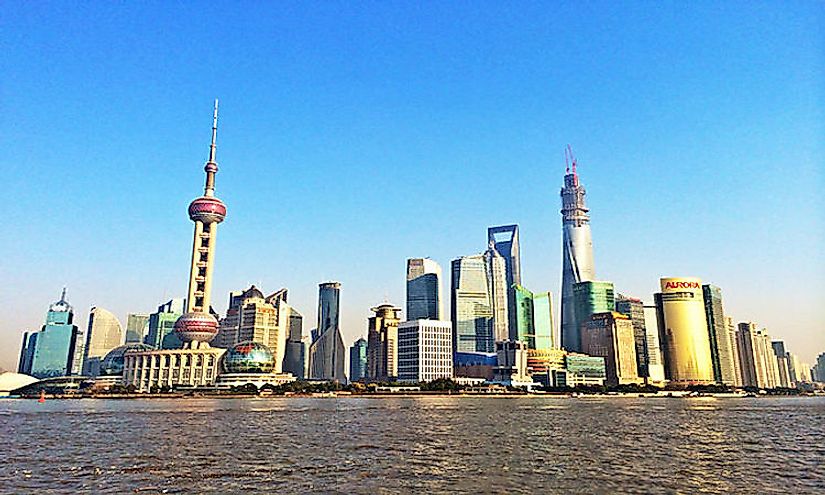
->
[488,225,521,339]
[125,313,150,344]
[308,282,346,382]
[513,285,555,351]
[406,258,442,321]
[615,294,649,378]
[702,284,738,386]
[571,281,615,353]
[349,338,367,382]
[145,298,185,349]
[21,290,82,379]
[451,255,494,353]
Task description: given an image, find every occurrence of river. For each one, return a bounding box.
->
[1,396,823,493]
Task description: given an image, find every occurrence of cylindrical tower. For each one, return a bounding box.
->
[175,101,227,346]
[655,277,715,385]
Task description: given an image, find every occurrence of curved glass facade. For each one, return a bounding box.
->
[655,277,715,384]
[223,341,275,374]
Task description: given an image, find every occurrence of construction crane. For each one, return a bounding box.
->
[565,144,578,176]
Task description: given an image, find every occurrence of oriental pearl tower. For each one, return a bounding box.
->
[174,100,227,348]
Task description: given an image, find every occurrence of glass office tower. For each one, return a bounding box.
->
[513,285,554,351]
[484,243,509,343]
[488,224,521,339]
[349,338,367,383]
[145,298,185,349]
[451,254,494,353]
[571,281,615,353]
[125,313,150,343]
[615,294,649,378]
[406,258,442,320]
[21,289,82,378]
[702,284,737,386]
[308,282,347,382]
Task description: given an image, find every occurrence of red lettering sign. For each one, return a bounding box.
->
[664,281,700,290]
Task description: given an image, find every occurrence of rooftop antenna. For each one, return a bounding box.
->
[209,99,218,164]
[565,146,570,174]
[204,99,219,197]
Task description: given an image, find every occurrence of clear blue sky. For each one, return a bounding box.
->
[2,2,823,370]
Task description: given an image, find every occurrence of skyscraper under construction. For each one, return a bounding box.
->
[559,146,595,352]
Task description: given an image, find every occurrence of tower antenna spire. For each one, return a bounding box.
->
[204,99,219,196]
[209,99,218,164]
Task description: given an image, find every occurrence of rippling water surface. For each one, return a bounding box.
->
[2,396,824,494]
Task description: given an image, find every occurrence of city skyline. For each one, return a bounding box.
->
[2,3,823,371]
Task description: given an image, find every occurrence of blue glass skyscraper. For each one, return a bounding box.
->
[488,225,521,339]
[406,258,442,320]
[19,289,82,378]
[308,282,347,382]
[349,337,367,382]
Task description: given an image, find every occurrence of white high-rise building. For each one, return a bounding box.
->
[397,320,453,383]
[725,316,743,387]
[642,305,666,384]
[737,323,781,389]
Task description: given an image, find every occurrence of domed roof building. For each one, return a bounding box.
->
[213,341,296,390]
[100,343,153,376]
[241,285,265,301]
[223,341,275,374]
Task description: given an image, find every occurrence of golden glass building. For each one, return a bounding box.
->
[654,277,715,385]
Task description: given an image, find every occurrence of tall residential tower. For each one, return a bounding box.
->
[559,147,595,352]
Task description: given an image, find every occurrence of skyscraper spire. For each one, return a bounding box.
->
[60,286,67,302]
[204,99,219,197]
